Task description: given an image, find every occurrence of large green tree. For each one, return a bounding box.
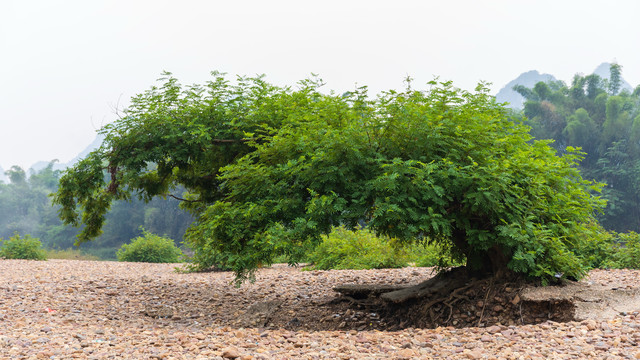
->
[54,73,605,285]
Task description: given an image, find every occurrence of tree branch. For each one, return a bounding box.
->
[211,138,255,143]
[166,194,203,203]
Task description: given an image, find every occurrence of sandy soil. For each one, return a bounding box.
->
[1,259,640,359]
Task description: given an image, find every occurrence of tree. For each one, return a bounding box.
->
[562,108,598,156]
[0,164,56,237]
[53,73,605,287]
[609,63,623,95]
[5,165,27,185]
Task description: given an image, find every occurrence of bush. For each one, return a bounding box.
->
[408,242,465,268]
[116,230,183,263]
[602,232,640,269]
[306,226,408,270]
[0,233,47,260]
[571,223,616,270]
[180,241,232,272]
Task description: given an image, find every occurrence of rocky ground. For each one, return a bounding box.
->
[1,259,640,359]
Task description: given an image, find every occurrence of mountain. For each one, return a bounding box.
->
[0,166,7,183]
[29,133,105,173]
[495,70,557,109]
[495,62,636,110]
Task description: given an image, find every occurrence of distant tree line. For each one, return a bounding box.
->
[0,161,193,259]
[514,63,640,232]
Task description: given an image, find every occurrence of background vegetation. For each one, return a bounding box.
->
[0,162,192,259]
[514,63,640,232]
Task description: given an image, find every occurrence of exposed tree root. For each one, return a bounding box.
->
[331,267,588,329]
[381,267,469,303]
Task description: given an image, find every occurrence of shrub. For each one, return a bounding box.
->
[602,232,640,269]
[306,226,408,270]
[116,230,183,263]
[180,241,232,272]
[0,233,47,260]
[571,223,616,270]
[408,242,465,268]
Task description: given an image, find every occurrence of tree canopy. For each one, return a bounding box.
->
[54,73,605,283]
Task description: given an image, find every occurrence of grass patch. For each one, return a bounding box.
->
[46,248,101,261]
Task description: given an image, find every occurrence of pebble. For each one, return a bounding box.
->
[0,260,639,358]
[222,348,241,359]
[486,325,502,334]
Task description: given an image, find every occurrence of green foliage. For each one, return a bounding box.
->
[0,233,47,260]
[180,241,232,272]
[0,160,193,260]
[306,226,408,270]
[0,162,61,240]
[517,63,640,232]
[602,232,640,269]
[116,229,183,263]
[53,72,288,243]
[609,63,623,95]
[55,73,606,284]
[408,242,465,268]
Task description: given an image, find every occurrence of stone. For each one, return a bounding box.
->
[486,325,502,334]
[395,348,415,359]
[585,319,598,331]
[465,350,483,359]
[222,348,241,359]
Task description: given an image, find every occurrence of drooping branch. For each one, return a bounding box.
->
[107,165,119,194]
[167,194,203,203]
[211,138,255,143]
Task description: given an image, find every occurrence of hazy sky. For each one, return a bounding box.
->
[1,0,639,170]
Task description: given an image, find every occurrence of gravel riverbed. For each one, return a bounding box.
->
[1,259,640,359]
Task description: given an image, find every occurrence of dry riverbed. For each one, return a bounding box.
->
[1,259,640,359]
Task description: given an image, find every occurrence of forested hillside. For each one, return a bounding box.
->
[514,63,640,232]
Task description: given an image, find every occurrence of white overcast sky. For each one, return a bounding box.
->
[1,0,639,170]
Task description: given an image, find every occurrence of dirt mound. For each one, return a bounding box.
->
[521,281,640,321]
